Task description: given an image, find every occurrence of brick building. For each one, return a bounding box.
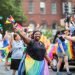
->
[22,0,75,31]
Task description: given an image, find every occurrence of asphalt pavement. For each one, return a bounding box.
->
[0,62,75,75]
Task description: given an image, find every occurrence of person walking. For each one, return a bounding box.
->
[10,33,24,75]
[53,30,72,75]
[14,26,51,75]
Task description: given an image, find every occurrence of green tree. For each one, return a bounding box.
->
[42,29,52,39]
[0,0,27,32]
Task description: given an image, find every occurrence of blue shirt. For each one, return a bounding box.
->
[3,39,9,47]
[57,38,67,53]
[70,26,75,33]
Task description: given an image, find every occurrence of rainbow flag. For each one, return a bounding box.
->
[5,16,15,24]
[66,41,74,59]
[40,35,57,60]
[9,15,15,23]
[40,35,50,50]
[5,18,11,24]
[46,40,75,60]
[47,43,58,60]
[0,45,11,54]
[14,23,22,30]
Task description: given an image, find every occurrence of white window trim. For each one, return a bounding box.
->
[40,2,46,14]
[51,3,57,15]
[28,1,34,14]
[62,2,72,14]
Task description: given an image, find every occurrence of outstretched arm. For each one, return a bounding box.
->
[18,30,31,44]
[63,35,75,42]
[13,25,31,45]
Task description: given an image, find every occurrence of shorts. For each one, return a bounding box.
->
[57,53,66,58]
[10,59,21,70]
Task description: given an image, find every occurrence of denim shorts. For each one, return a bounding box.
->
[57,53,66,58]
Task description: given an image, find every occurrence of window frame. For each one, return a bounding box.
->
[40,1,46,14]
[28,1,34,14]
[51,2,57,15]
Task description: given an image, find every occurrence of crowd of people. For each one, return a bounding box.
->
[0,23,51,75]
[52,15,75,75]
[0,15,75,75]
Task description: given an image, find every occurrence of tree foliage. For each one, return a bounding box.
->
[0,0,26,22]
[0,0,27,32]
[42,29,52,39]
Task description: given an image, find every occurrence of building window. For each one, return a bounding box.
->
[62,2,72,14]
[28,1,34,14]
[51,3,57,14]
[52,22,57,29]
[72,6,75,14]
[40,2,46,14]
[52,22,57,36]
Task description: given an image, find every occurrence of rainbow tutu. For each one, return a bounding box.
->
[18,54,49,75]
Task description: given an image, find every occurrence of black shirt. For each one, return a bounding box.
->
[26,40,46,61]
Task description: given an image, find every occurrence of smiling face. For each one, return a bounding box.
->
[33,31,41,41]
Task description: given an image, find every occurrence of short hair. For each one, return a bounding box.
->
[13,33,18,40]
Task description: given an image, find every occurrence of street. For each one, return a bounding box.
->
[0,62,75,75]
[0,62,18,75]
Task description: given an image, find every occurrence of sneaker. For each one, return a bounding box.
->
[67,72,72,75]
[56,72,62,75]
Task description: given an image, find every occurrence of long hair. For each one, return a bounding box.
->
[59,30,65,42]
[53,31,60,43]
[65,15,71,24]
